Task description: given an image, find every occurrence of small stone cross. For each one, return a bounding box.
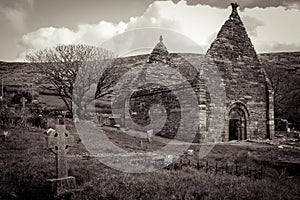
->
[20,97,27,112]
[159,35,163,43]
[48,125,74,178]
[231,2,239,10]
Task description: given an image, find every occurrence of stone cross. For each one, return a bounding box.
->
[62,111,67,120]
[20,97,27,113]
[230,2,239,20]
[47,125,80,198]
[159,35,163,43]
[47,125,74,178]
[231,2,239,10]
[57,114,63,125]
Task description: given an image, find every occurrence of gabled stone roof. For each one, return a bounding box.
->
[148,35,170,64]
[206,3,260,65]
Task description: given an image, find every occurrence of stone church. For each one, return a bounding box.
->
[105,3,275,142]
[205,3,275,141]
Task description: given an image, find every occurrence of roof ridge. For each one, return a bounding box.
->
[147,35,170,64]
[206,3,260,64]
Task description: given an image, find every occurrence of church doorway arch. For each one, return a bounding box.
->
[227,102,249,141]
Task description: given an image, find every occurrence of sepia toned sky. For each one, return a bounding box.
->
[0,0,300,61]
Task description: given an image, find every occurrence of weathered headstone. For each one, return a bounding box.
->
[20,97,27,112]
[1,131,10,141]
[140,139,143,148]
[147,130,153,143]
[57,114,64,125]
[47,125,78,197]
[154,158,165,168]
[73,113,80,123]
[62,111,67,119]
[186,149,194,156]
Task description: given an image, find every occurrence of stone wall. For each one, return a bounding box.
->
[205,3,273,141]
[98,4,275,142]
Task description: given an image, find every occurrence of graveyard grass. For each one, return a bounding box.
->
[1,126,300,200]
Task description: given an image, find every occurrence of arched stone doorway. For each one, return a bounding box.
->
[226,102,249,141]
[229,108,246,140]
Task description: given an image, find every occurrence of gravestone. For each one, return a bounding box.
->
[147,130,153,143]
[47,125,79,198]
[57,114,64,125]
[1,131,10,141]
[20,97,27,112]
[154,158,165,168]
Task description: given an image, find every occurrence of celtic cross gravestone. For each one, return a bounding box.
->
[47,125,79,198]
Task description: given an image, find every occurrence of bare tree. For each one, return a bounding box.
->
[266,66,300,125]
[26,44,116,117]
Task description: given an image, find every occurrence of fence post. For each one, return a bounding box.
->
[197,161,200,170]
[235,165,238,176]
[179,160,183,170]
[215,163,218,175]
[205,161,208,173]
[225,164,228,174]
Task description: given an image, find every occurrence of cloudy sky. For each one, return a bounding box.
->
[1,0,300,61]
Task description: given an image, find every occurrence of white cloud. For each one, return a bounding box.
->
[242,16,264,37]
[19,0,183,60]
[17,0,300,60]
[21,27,77,49]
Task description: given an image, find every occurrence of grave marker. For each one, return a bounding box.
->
[20,97,27,112]
[147,130,153,143]
[47,125,79,197]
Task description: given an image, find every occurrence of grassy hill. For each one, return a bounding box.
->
[1,53,300,199]
[0,52,300,124]
[260,52,300,127]
[1,126,300,199]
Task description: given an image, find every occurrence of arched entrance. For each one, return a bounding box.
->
[227,102,249,141]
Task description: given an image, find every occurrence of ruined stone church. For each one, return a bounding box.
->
[105,3,275,142]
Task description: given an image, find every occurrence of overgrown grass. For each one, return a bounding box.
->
[74,169,299,200]
[0,128,299,200]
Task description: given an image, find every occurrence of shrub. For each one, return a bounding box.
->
[11,92,32,104]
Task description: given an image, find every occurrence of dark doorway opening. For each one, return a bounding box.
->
[229,108,247,140]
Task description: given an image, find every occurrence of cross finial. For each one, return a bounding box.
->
[229,3,240,20]
[231,2,239,10]
[159,35,163,43]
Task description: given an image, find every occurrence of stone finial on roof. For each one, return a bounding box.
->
[159,35,163,43]
[148,35,169,64]
[231,2,239,10]
[230,2,240,20]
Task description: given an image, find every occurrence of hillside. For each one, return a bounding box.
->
[259,52,300,126]
[0,52,300,125]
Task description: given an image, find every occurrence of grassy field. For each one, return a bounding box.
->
[1,126,300,200]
